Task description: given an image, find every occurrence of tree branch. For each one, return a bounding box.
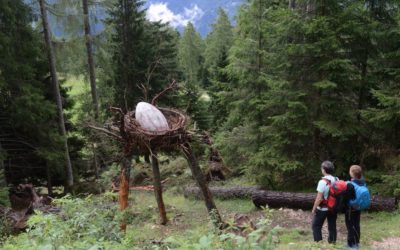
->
[151,80,177,106]
[87,125,123,141]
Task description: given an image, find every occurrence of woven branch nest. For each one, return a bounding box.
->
[123,107,190,152]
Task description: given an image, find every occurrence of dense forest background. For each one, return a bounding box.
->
[1,0,400,199]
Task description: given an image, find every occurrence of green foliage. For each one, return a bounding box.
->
[2,194,124,250]
[0,187,9,207]
[164,209,277,250]
[203,8,234,130]
[0,0,81,186]
[178,22,204,86]
[212,0,400,192]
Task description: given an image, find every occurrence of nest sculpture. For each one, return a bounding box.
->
[122,108,189,153]
[90,81,224,229]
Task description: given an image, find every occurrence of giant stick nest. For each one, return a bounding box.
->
[122,107,191,153]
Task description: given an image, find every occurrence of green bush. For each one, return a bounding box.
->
[0,187,9,207]
[2,193,125,250]
[163,210,277,250]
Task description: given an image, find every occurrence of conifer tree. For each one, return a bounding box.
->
[204,8,233,130]
[177,22,211,130]
[107,0,148,111]
[39,0,74,190]
[0,0,74,190]
[178,22,204,86]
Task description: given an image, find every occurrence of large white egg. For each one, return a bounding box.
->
[135,102,169,133]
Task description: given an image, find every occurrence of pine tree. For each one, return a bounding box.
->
[178,22,204,86]
[107,0,149,111]
[177,22,211,130]
[204,8,233,81]
[0,0,73,190]
[82,0,100,119]
[39,0,74,190]
[141,21,180,104]
[215,0,278,176]
[361,0,400,195]
[204,8,234,130]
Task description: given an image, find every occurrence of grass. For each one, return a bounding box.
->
[118,190,400,249]
[2,185,399,249]
[362,211,400,244]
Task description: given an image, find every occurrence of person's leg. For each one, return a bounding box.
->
[327,211,337,243]
[346,209,359,247]
[354,210,361,245]
[312,210,327,242]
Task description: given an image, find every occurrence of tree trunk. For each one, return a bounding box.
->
[151,153,167,225]
[144,153,150,163]
[184,186,398,212]
[45,162,53,196]
[119,156,131,231]
[252,190,397,212]
[82,0,100,119]
[288,0,296,9]
[38,0,74,191]
[92,144,99,180]
[184,186,259,200]
[181,143,224,228]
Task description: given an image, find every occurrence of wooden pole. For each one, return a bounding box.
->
[151,153,167,225]
[119,156,131,231]
[181,143,224,228]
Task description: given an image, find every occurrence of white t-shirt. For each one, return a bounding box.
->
[316,175,337,211]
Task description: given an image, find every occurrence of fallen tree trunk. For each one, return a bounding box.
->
[252,190,397,212]
[184,186,260,200]
[184,186,398,212]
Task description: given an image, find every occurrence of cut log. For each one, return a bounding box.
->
[252,190,398,212]
[184,186,398,212]
[184,186,260,200]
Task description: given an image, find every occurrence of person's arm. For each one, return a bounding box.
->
[312,192,324,214]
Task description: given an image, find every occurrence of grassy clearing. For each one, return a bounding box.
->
[2,188,399,249]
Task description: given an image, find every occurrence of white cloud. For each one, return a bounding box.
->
[146,2,204,28]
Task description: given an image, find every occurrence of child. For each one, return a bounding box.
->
[311,161,337,243]
[345,165,366,249]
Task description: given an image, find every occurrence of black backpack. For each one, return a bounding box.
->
[336,182,355,212]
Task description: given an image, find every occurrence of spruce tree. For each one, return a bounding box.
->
[178,22,204,86]
[204,8,234,130]
[177,22,210,130]
[39,0,74,190]
[0,0,72,189]
[107,0,148,111]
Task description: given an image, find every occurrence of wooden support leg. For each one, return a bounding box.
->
[181,143,224,228]
[119,156,131,231]
[151,153,168,225]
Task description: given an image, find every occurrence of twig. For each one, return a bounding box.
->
[151,80,177,106]
[87,125,123,141]
[110,107,124,116]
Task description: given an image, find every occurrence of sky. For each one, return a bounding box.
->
[144,0,243,36]
[26,0,244,37]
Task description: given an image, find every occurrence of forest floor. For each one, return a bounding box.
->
[122,189,400,250]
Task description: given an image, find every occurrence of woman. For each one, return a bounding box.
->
[311,161,338,243]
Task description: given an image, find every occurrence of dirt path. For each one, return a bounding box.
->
[371,237,400,250]
[271,208,348,240]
